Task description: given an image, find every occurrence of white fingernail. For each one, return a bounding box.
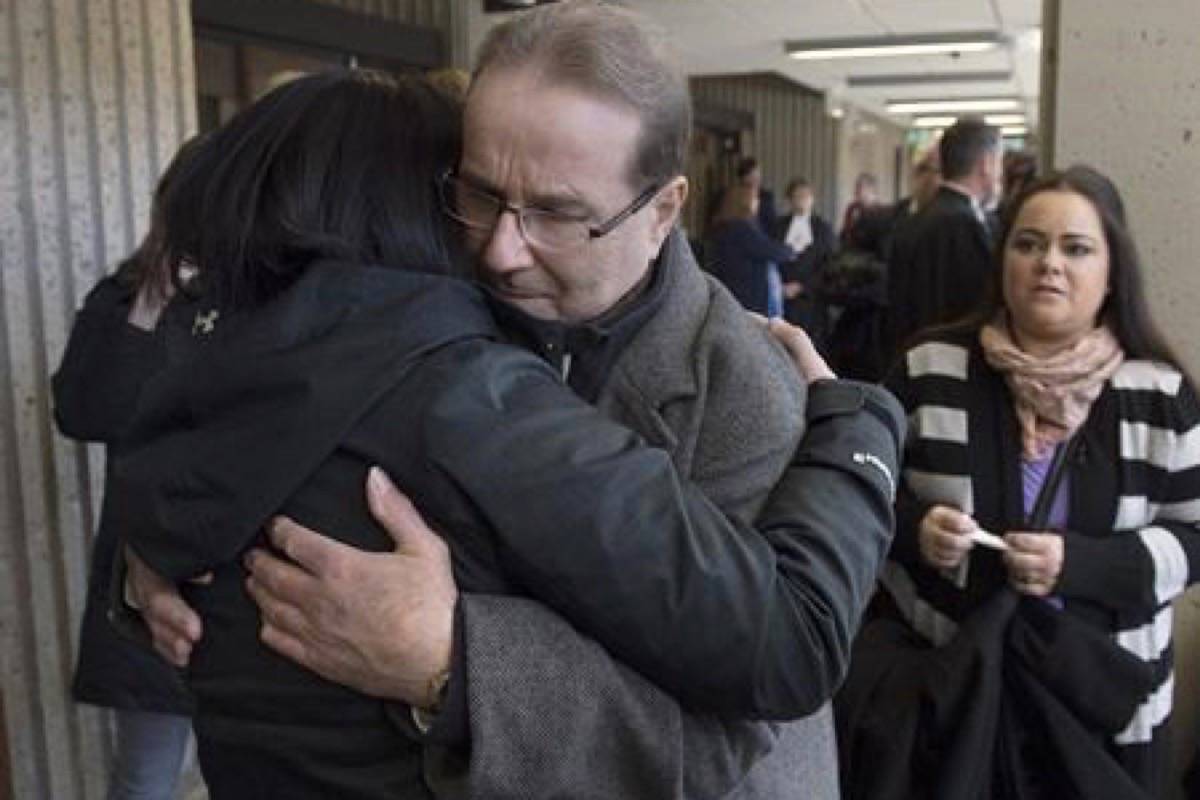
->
[368,466,387,496]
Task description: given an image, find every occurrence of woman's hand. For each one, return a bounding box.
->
[125,546,207,666]
[1003,531,1064,596]
[918,505,975,569]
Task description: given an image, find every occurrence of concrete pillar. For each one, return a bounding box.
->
[0,1,195,796]
[0,687,9,799]
[1047,2,1200,796]
[1048,0,1200,372]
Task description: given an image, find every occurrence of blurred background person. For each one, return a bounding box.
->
[892,145,942,235]
[827,150,940,378]
[706,155,777,237]
[823,168,900,381]
[773,177,834,350]
[839,171,880,246]
[737,155,777,232]
[1001,149,1039,219]
[709,183,795,316]
[887,117,1003,360]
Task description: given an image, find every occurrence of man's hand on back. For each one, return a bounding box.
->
[244,467,457,708]
[765,317,837,382]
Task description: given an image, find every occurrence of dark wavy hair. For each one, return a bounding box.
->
[115,134,209,298]
[153,69,462,309]
[964,165,1187,374]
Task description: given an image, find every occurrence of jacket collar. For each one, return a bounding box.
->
[934,185,995,245]
[482,233,672,401]
[184,260,495,356]
[599,229,710,406]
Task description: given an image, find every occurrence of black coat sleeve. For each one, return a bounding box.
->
[937,217,994,323]
[426,356,904,718]
[1057,380,1200,611]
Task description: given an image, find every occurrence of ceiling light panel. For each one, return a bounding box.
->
[786,31,1000,61]
[846,70,1011,88]
[912,116,958,128]
[886,97,1020,114]
[911,113,1027,128]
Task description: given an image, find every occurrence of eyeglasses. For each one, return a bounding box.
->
[438,170,664,252]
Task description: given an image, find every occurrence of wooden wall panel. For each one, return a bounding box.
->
[690,73,839,226]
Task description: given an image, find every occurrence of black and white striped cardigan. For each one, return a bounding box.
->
[882,332,1200,787]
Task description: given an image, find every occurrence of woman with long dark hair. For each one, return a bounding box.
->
[838,165,1200,799]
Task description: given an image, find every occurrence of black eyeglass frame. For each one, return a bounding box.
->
[438,169,666,245]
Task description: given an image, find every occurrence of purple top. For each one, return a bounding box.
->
[1021,446,1069,607]
[1021,447,1070,529]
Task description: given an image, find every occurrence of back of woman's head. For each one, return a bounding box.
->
[120,133,209,295]
[159,69,462,309]
[978,165,1186,371]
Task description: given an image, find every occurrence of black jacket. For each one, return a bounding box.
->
[887,186,995,353]
[51,273,195,715]
[772,212,835,343]
[837,590,1157,800]
[707,218,794,313]
[109,261,904,797]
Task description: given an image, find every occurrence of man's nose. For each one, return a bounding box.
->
[479,209,533,277]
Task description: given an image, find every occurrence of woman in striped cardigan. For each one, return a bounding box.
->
[839,166,1200,799]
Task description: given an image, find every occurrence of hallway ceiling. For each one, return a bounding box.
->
[622,0,1042,131]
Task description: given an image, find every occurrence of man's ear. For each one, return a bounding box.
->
[648,176,689,252]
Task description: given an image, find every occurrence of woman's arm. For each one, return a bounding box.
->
[117,336,901,719]
[1057,380,1200,610]
[1056,522,1200,610]
[236,383,886,793]
[423,360,903,718]
[52,274,167,442]
[738,220,796,264]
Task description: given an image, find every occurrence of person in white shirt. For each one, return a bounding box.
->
[774,177,835,348]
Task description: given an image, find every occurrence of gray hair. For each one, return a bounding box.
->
[473,1,692,188]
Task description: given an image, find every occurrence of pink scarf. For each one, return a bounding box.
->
[979,317,1125,459]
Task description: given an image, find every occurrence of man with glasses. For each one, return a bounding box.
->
[130,3,901,797]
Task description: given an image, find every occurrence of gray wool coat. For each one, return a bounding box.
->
[426,231,843,799]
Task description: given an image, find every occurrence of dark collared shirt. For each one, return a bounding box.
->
[481,254,670,404]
